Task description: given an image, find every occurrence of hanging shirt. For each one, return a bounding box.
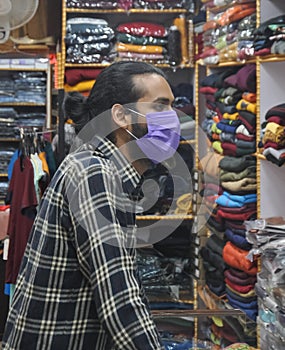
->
[5,156,38,284]
[30,153,46,203]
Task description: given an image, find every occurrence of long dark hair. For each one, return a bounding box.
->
[63,61,167,134]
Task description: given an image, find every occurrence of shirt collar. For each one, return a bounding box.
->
[88,135,142,196]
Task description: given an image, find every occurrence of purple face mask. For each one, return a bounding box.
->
[126,108,181,164]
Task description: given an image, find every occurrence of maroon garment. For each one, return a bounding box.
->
[224,269,257,286]
[5,157,38,284]
[229,267,252,279]
[199,86,218,94]
[264,141,283,149]
[236,133,255,142]
[116,22,167,37]
[267,116,285,126]
[65,68,103,86]
[254,48,271,56]
[218,203,256,213]
[225,277,255,293]
[217,207,256,221]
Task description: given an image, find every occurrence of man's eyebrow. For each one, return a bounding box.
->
[153,97,172,104]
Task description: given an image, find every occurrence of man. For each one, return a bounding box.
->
[2,61,180,349]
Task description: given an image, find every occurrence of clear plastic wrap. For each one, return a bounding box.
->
[65,18,116,64]
[66,0,118,9]
[132,0,194,11]
[116,22,168,38]
[137,248,194,304]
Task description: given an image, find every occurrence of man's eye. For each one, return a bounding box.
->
[155,104,168,112]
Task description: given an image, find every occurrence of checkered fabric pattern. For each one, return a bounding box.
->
[2,136,163,350]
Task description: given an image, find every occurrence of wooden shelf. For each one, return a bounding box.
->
[0,138,20,142]
[254,152,266,160]
[151,308,244,317]
[0,102,46,107]
[180,139,196,145]
[0,174,8,177]
[258,55,285,63]
[0,67,48,71]
[136,214,193,220]
[66,8,189,14]
[196,56,285,68]
[64,62,194,69]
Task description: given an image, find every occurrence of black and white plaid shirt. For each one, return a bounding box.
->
[3,136,163,350]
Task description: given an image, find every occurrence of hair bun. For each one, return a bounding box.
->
[63,91,90,133]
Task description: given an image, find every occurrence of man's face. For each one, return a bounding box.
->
[131,74,175,137]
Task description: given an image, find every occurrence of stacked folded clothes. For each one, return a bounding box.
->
[0,182,8,201]
[198,1,256,64]
[253,15,285,56]
[15,113,47,127]
[193,10,206,61]
[64,68,103,94]
[116,21,168,63]
[136,247,194,308]
[217,155,258,321]
[0,149,16,173]
[65,18,116,64]
[198,151,226,293]
[199,60,259,320]
[0,108,20,138]
[200,232,226,296]
[201,65,257,156]
[0,76,15,103]
[237,14,256,61]
[0,72,46,104]
[208,316,256,348]
[259,103,285,166]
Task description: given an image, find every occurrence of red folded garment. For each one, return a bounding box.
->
[65,68,103,86]
[267,116,285,126]
[236,134,255,142]
[116,22,168,37]
[217,207,256,221]
[225,277,255,293]
[223,241,257,275]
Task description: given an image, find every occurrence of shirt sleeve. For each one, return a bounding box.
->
[68,160,163,350]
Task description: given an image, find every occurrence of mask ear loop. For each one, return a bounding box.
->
[126,107,145,118]
[125,128,138,140]
[124,107,146,140]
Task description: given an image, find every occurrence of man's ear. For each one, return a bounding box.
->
[111,104,130,129]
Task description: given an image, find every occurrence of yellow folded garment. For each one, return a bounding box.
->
[266,121,285,135]
[211,122,222,134]
[117,42,164,54]
[174,193,192,214]
[64,79,95,92]
[223,112,239,120]
[236,99,256,114]
[218,42,238,62]
[173,16,188,64]
[213,140,223,154]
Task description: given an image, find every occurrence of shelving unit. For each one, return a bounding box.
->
[0,59,53,200]
[194,0,285,348]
